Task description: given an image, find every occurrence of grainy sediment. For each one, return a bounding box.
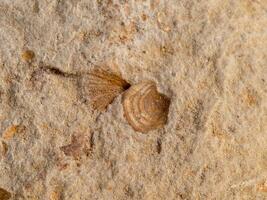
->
[0,1,266,199]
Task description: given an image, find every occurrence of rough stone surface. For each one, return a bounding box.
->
[0,0,267,199]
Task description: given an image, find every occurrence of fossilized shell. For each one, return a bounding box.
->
[83,69,130,111]
[122,81,170,133]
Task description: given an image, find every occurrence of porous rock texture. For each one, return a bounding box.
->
[0,0,267,199]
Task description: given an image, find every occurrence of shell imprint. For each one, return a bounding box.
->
[122,81,170,133]
[84,69,130,111]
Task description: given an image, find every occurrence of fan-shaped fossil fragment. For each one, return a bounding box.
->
[122,81,170,133]
[83,69,130,111]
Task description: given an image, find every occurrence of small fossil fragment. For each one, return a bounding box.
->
[0,141,8,157]
[2,125,19,140]
[60,133,92,160]
[157,11,172,32]
[2,125,25,140]
[122,81,170,133]
[83,69,130,111]
[0,188,11,200]
[257,181,267,193]
[21,50,35,62]
[49,186,62,200]
[33,1,40,13]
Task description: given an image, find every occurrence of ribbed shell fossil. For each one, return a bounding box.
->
[122,81,170,133]
[83,69,130,111]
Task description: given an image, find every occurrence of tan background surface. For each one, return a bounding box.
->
[0,0,267,199]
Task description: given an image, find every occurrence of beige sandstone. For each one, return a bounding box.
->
[0,0,266,199]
